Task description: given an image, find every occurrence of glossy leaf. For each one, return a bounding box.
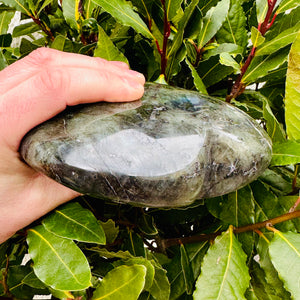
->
[197,54,234,87]
[42,202,106,244]
[92,0,153,39]
[180,244,193,295]
[0,10,14,34]
[167,0,199,58]
[84,0,98,19]
[12,21,40,37]
[269,230,300,299]
[251,26,265,48]
[256,0,268,24]
[216,0,247,50]
[62,0,81,31]
[206,185,255,227]
[285,30,300,140]
[271,140,300,166]
[255,234,291,299]
[92,265,146,300]
[193,227,250,299]
[219,52,240,73]
[94,25,128,63]
[197,0,230,50]
[148,260,170,300]
[99,219,119,244]
[7,265,48,299]
[256,22,300,56]
[262,93,286,143]
[165,0,183,21]
[27,225,92,291]
[185,58,208,94]
[1,0,31,15]
[114,257,154,291]
[242,47,290,84]
[167,242,208,299]
[277,0,300,14]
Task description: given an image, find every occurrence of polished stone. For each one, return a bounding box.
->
[20,83,272,207]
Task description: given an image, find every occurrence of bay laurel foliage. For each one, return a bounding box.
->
[1,0,300,299]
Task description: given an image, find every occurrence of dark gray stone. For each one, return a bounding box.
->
[20,83,272,207]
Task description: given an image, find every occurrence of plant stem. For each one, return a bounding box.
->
[32,15,55,41]
[226,0,278,102]
[289,195,300,212]
[159,0,170,76]
[161,209,300,248]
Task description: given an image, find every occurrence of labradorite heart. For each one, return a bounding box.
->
[20,83,272,207]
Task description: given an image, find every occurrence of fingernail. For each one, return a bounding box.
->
[124,77,145,91]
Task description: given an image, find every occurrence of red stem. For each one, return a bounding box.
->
[159,0,170,76]
[226,0,278,102]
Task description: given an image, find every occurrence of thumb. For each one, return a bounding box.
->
[0,48,145,150]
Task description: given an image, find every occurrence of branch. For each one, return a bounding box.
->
[226,0,278,102]
[161,209,300,248]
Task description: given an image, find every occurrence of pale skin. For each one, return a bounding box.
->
[0,48,145,243]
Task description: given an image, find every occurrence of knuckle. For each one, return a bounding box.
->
[34,68,70,95]
[25,47,55,67]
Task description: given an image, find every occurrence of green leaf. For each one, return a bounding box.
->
[271,140,300,166]
[180,244,193,295]
[7,265,48,299]
[22,271,47,290]
[219,52,241,73]
[269,230,300,299]
[1,0,31,16]
[203,43,242,61]
[94,25,128,63]
[92,265,146,300]
[256,22,300,56]
[197,0,230,50]
[197,54,234,87]
[254,234,292,299]
[148,260,170,300]
[165,0,183,21]
[137,213,158,236]
[92,0,153,39]
[251,26,265,48]
[87,247,133,259]
[185,58,208,94]
[193,227,250,299]
[42,202,106,244]
[99,219,119,244]
[0,10,14,35]
[261,93,286,142]
[84,0,98,19]
[113,257,155,291]
[242,46,290,84]
[167,0,200,58]
[123,231,146,257]
[277,0,300,14]
[251,180,284,222]
[0,33,12,47]
[285,30,300,140]
[216,0,248,50]
[256,0,268,24]
[62,0,81,31]
[27,225,92,291]
[36,0,54,16]
[12,21,41,37]
[206,185,255,227]
[167,242,208,299]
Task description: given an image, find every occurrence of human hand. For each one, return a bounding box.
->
[0,48,145,243]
